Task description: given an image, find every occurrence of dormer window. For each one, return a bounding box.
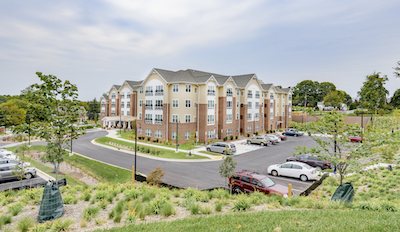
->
[227,88,233,97]
[207,86,215,96]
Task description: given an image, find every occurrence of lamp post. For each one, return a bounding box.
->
[176,120,180,153]
[134,121,141,183]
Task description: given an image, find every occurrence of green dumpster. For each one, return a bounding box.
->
[38,181,64,222]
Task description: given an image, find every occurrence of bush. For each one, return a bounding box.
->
[124,188,141,201]
[232,196,251,211]
[160,202,175,217]
[147,167,165,186]
[235,135,238,139]
[354,201,380,211]
[190,203,200,215]
[255,132,258,135]
[16,216,34,232]
[0,215,12,227]
[62,195,75,204]
[215,202,223,212]
[82,206,100,221]
[50,218,74,232]
[8,202,24,216]
[247,134,250,137]
[113,214,122,223]
[230,136,234,140]
[223,137,227,141]
[200,205,213,214]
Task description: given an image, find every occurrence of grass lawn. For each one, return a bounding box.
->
[199,151,221,156]
[96,137,208,160]
[101,209,400,232]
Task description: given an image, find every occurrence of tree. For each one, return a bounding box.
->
[219,155,237,192]
[291,111,362,185]
[338,90,352,106]
[323,91,344,109]
[394,61,400,78]
[87,98,100,120]
[318,82,336,102]
[293,80,319,107]
[22,72,85,181]
[11,135,30,189]
[358,72,389,111]
[0,99,27,126]
[391,89,400,108]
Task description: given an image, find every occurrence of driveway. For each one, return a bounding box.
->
[71,130,319,194]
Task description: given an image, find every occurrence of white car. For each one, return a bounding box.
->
[267,161,318,182]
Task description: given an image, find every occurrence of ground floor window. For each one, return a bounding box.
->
[237,127,239,133]
[155,130,162,138]
[255,125,259,131]
[138,127,142,134]
[172,132,177,140]
[207,130,215,139]
[247,126,252,132]
[185,131,190,140]
[145,129,152,137]
[227,129,232,136]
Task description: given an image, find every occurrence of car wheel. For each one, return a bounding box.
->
[294,134,298,137]
[223,150,227,155]
[206,148,211,152]
[25,173,32,180]
[247,140,251,145]
[260,142,265,146]
[271,170,278,176]
[316,166,322,171]
[233,186,243,194]
[300,174,308,182]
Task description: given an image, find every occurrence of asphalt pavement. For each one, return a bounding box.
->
[71,131,319,194]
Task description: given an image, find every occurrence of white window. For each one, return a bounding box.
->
[121,102,125,108]
[145,114,153,123]
[194,88,197,93]
[145,100,152,110]
[138,127,142,134]
[227,101,232,109]
[227,88,233,96]
[283,112,285,116]
[237,89,240,96]
[247,126,252,132]
[127,92,130,98]
[111,102,115,108]
[127,101,130,108]
[283,95,285,99]
[185,100,191,108]
[237,127,239,133]
[155,85,163,95]
[186,84,191,93]
[237,101,239,108]
[121,93,125,99]
[173,84,179,92]
[227,129,232,136]
[185,131,190,140]
[111,110,115,116]
[139,87,143,94]
[247,113,252,121]
[248,90,252,98]
[270,102,273,107]
[207,86,215,96]
[255,125,259,131]
[255,102,259,109]
[283,103,285,107]
[155,115,163,124]
[111,93,116,99]
[277,112,279,116]
[155,130,162,138]
[270,112,273,119]
[255,113,259,121]
[172,132,177,139]
[127,110,130,116]
[236,113,239,120]
[139,100,143,107]
[208,100,214,109]
[139,113,142,120]
[145,129,152,137]
[121,111,124,116]
[194,102,197,108]
[248,102,252,109]
[226,114,232,123]
[207,130,215,139]
[255,91,260,99]
[145,86,153,96]
[185,115,191,123]
[172,99,179,108]
[207,115,215,125]
[172,114,179,123]
[101,110,105,115]
[270,92,274,99]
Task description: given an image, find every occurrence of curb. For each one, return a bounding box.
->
[36,169,55,181]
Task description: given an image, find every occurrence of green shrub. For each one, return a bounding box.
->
[125,211,138,224]
[172,189,180,197]
[232,195,251,211]
[190,203,200,215]
[115,200,125,214]
[230,136,234,140]
[81,191,91,201]
[354,201,380,211]
[108,210,115,219]
[149,197,168,214]
[9,202,24,216]
[29,223,47,232]
[200,205,213,214]
[82,206,100,221]
[113,214,122,223]
[380,201,398,212]
[142,192,156,202]
[250,191,266,205]
[95,191,107,201]
[16,216,34,232]
[182,187,198,199]
[62,195,75,204]
[124,188,141,201]
[98,198,109,209]
[160,202,175,217]
[215,202,223,212]
[50,218,74,232]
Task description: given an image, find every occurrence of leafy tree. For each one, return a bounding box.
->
[11,135,30,189]
[338,90,352,105]
[22,72,85,181]
[394,109,400,129]
[391,89,400,108]
[291,111,362,185]
[0,99,27,126]
[293,80,319,107]
[394,61,400,78]
[146,166,165,186]
[87,98,100,120]
[187,130,196,152]
[219,155,237,192]
[358,72,389,111]
[323,91,344,109]
[318,82,336,101]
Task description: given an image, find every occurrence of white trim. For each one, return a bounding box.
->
[172,99,179,108]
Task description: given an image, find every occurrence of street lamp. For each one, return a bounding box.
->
[134,121,141,183]
[176,119,180,153]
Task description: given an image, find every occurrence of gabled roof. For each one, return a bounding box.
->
[275,87,292,94]
[100,95,108,101]
[231,74,254,88]
[111,85,121,92]
[125,80,143,90]
[261,84,273,91]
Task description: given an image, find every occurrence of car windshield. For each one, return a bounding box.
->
[259,176,276,187]
[303,164,313,169]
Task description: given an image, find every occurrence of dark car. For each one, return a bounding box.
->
[229,170,291,198]
[286,154,330,170]
[282,129,303,137]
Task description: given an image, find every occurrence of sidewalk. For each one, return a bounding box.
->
[105,130,222,160]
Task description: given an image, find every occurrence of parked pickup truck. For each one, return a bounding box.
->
[282,129,304,137]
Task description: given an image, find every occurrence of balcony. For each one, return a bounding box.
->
[145,91,153,96]
[145,104,153,110]
[207,90,215,96]
[145,119,153,124]
[227,92,233,97]
[155,105,163,110]
[247,94,252,98]
[155,90,164,96]
[255,94,260,99]
[155,119,163,125]
[270,95,274,100]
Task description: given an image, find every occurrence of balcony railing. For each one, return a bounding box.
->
[145,105,153,110]
[247,94,252,98]
[155,119,163,125]
[270,95,274,99]
[145,119,153,124]
[155,90,164,96]
[207,90,215,96]
[145,91,153,96]
[227,92,233,97]
[255,94,260,99]
[227,105,232,109]
[155,105,163,110]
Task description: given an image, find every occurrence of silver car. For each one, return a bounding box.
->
[0,163,36,182]
[206,142,236,155]
[247,137,271,146]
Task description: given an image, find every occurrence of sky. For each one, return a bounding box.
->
[1,0,400,101]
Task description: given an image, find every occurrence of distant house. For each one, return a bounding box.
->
[317,101,347,111]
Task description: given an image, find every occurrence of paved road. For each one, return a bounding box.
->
[72,131,319,194]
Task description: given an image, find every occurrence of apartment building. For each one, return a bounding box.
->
[100,68,292,144]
